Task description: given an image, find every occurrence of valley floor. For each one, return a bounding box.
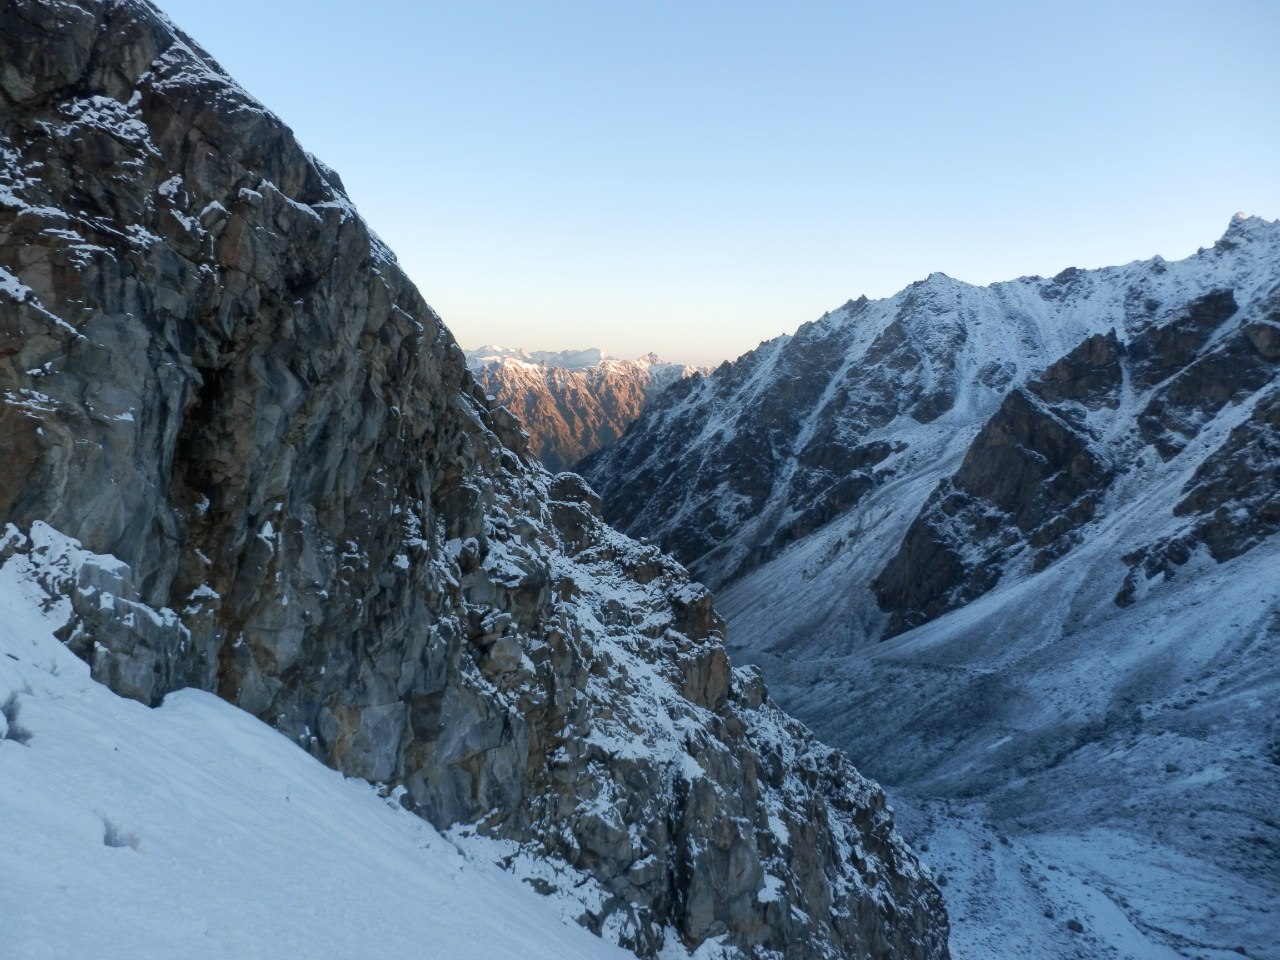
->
[723,526,1280,960]
[894,799,1268,960]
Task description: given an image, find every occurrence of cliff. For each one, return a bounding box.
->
[0,1,947,957]
[466,346,705,472]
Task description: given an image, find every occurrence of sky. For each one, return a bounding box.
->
[154,0,1280,367]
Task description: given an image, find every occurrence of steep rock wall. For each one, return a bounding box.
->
[0,2,947,958]
[467,349,705,473]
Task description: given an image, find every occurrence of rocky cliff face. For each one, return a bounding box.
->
[873,280,1280,637]
[582,218,1280,958]
[466,347,705,472]
[0,2,947,957]
[582,217,1280,626]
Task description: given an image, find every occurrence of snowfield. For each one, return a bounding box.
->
[0,530,639,960]
[708,220,1280,960]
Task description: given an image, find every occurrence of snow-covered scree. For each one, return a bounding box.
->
[0,2,946,957]
[584,217,1280,959]
[741,525,1280,960]
[465,346,708,472]
[584,216,1280,612]
[0,524,633,960]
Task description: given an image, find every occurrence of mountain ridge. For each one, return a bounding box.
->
[0,2,947,957]
[582,214,1280,606]
[466,346,707,472]
[582,214,1280,958]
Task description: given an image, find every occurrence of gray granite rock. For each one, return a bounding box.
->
[0,2,948,958]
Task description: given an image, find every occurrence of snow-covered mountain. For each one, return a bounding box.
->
[583,217,1280,959]
[0,550,638,960]
[0,2,947,958]
[466,346,706,472]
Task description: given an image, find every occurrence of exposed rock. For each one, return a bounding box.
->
[1133,290,1279,460]
[1116,383,1280,600]
[0,2,947,958]
[584,215,1280,647]
[466,346,706,472]
[874,382,1114,638]
[581,279,977,588]
[1128,289,1236,390]
[1027,330,1124,408]
[878,284,1280,636]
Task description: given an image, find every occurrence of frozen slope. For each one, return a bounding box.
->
[586,216,1280,958]
[0,534,632,960]
[734,528,1279,960]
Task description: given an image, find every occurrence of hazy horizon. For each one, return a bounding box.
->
[156,0,1280,367]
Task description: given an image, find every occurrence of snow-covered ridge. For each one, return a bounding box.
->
[468,345,616,370]
[583,213,1280,959]
[465,344,703,381]
[584,214,1280,593]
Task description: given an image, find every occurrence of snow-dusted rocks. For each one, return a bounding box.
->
[0,525,641,960]
[583,216,1280,958]
[466,346,707,472]
[0,2,947,957]
[876,279,1280,637]
[582,215,1280,640]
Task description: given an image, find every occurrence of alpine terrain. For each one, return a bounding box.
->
[0,1,948,958]
[583,217,1280,959]
[466,346,706,472]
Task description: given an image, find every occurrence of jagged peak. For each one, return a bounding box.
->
[1218,212,1279,247]
[465,345,704,374]
[465,346,612,369]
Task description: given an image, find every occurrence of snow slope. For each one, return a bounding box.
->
[0,527,636,960]
[733,511,1280,960]
[585,215,1280,959]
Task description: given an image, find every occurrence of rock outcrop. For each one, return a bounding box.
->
[466,346,706,472]
[877,284,1280,634]
[0,2,947,958]
[582,215,1280,639]
[582,217,1280,960]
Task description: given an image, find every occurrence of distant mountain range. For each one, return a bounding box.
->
[582,215,1280,959]
[465,346,707,472]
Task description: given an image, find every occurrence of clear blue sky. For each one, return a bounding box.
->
[156,0,1279,366]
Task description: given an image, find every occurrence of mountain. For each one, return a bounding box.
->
[582,218,1280,958]
[466,346,706,472]
[0,2,947,958]
[0,580,641,960]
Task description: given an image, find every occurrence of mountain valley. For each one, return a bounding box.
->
[0,2,945,958]
[583,217,1280,960]
[2,1,1276,959]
